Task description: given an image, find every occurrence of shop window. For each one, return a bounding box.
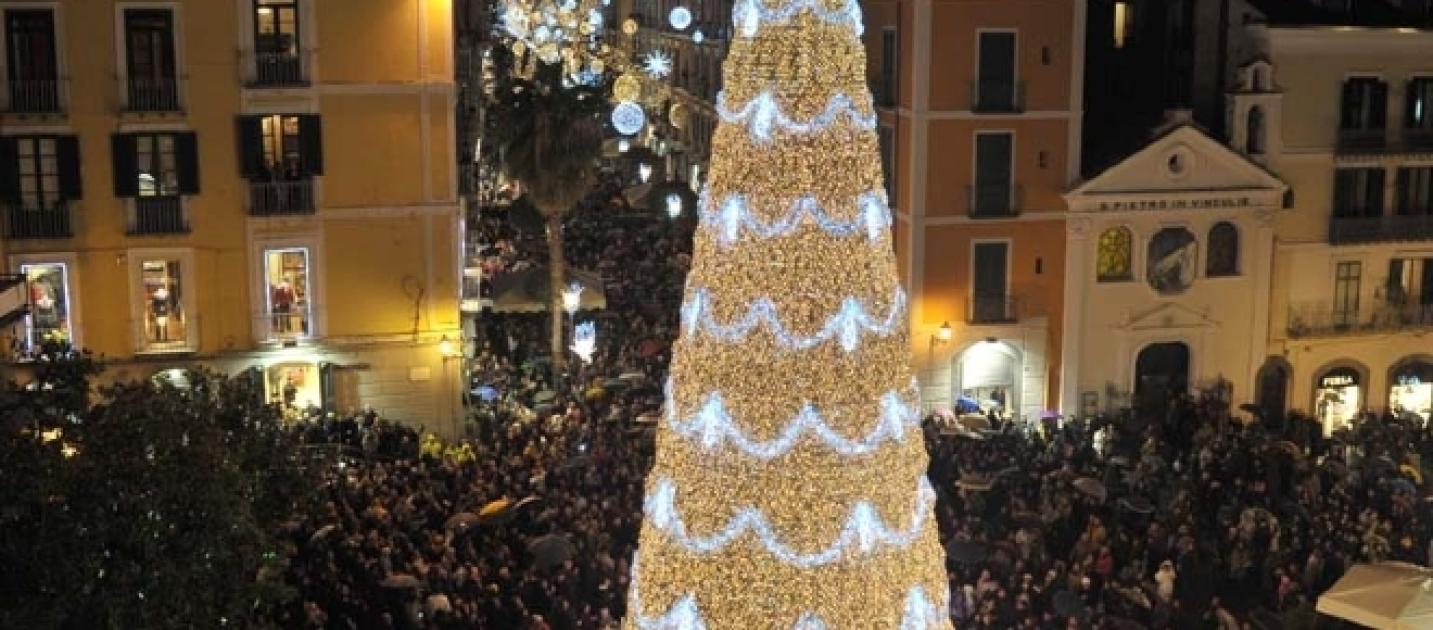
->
[1147,227,1197,294]
[1314,366,1361,436]
[1205,222,1239,277]
[1390,359,1433,422]
[20,262,71,349]
[1096,226,1132,282]
[267,361,320,410]
[138,259,187,351]
[263,248,311,339]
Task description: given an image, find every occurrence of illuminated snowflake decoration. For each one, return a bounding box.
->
[692,28,705,44]
[642,50,673,78]
[612,100,647,135]
[669,6,693,30]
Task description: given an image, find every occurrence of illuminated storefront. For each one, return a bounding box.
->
[1314,366,1362,435]
[1389,359,1433,422]
[266,362,321,410]
[20,262,72,349]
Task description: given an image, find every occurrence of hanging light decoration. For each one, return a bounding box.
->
[639,163,654,183]
[642,49,673,78]
[496,0,613,83]
[622,17,640,35]
[693,28,705,44]
[612,100,647,135]
[666,193,684,218]
[668,6,693,31]
[613,72,643,102]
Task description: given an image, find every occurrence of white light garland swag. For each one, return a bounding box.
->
[663,379,921,458]
[679,286,906,352]
[731,0,864,38]
[716,90,877,143]
[701,188,892,246]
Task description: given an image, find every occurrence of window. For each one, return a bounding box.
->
[1385,257,1433,307]
[20,262,71,350]
[255,0,300,57]
[878,28,897,107]
[237,114,323,181]
[1333,168,1385,218]
[264,248,311,339]
[975,31,1017,112]
[123,9,178,111]
[971,242,1010,323]
[972,132,1013,216]
[1407,78,1433,130]
[1,136,80,238]
[5,9,59,112]
[1246,106,1265,155]
[878,125,896,207]
[138,258,187,351]
[136,134,178,197]
[1340,77,1387,131]
[1206,222,1239,277]
[111,132,198,198]
[1397,167,1433,215]
[1147,227,1197,294]
[1333,261,1361,327]
[1096,226,1132,282]
[1113,1,1135,49]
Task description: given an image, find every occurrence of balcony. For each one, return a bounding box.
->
[1288,300,1433,339]
[128,196,187,235]
[5,79,61,114]
[966,183,1023,218]
[125,77,180,112]
[249,180,315,216]
[248,52,307,88]
[1336,127,1433,156]
[1328,214,1433,245]
[968,294,1020,325]
[969,80,1025,114]
[1407,128,1433,152]
[4,201,72,239]
[1337,127,1385,152]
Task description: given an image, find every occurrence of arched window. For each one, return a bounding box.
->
[1206,222,1239,277]
[1247,106,1266,155]
[1147,227,1197,294]
[1096,226,1133,282]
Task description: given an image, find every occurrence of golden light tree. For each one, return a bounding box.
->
[625,0,951,626]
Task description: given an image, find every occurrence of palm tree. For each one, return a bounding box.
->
[489,60,606,373]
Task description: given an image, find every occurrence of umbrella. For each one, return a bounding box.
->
[958,414,990,431]
[1317,562,1433,629]
[514,496,542,512]
[945,540,988,564]
[619,371,646,381]
[954,430,987,441]
[534,390,558,404]
[1401,464,1424,485]
[1273,440,1302,458]
[1390,478,1418,496]
[1010,511,1044,529]
[533,403,555,416]
[1073,477,1107,502]
[1104,616,1148,630]
[381,574,420,589]
[1107,455,1132,467]
[309,524,337,544]
[1119,497,1155,514]
[444,512,481,531]
[1052,590,1086,618]
[955,476,993,492]
[955,396,981,414]
[1238,403,1264,417]
[473,385,499,402]
[1039,409,1060,420]
[528,534,576,569]
[604,378,629,391]
[477,499,513,524]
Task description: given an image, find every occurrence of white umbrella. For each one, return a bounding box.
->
[1317,562,1433,629]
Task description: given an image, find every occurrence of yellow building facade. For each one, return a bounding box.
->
[0,0,464,434]
[864,0,1084,419]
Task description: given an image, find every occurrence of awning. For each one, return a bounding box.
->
[1317,562,1433,630]
[488,267,606,314]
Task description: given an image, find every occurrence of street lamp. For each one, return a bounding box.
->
[571,321,597,364]
[665,193,683,218]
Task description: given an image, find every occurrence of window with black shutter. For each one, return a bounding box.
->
[112,132,198,197]
[240,114,322,180]
[5,9,60,113]
[1340,77,1387,131]
[973,132,1013,217]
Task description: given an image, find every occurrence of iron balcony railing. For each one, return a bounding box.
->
[125,76,180,112]
[967,183,1023,218]
[1328,214,1433,245]
[970,79,1026,114]
[249,179,315,216]
[1288,299,1433,338]
[1407,128,1433,151]
[1337,127,1386,152]
[6,78,61,113]
[4,201,72,239]
[968,294,1020,325]
[249,51,306,87]
[129,196,187,235]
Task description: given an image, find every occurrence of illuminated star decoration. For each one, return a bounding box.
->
[669,6,693,31]
[642,49,673,78]
[611,100,647,135]
[570,321,597,363]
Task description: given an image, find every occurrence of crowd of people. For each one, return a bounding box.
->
[275,167,1433,629]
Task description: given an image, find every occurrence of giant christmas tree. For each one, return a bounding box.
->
[625,0,950,627]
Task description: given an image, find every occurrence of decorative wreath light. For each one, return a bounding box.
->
[622,17,639,35]
[669,102,690,129]
[668,6,693,31]
[612,72,643,102]
[612,100,647,135]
